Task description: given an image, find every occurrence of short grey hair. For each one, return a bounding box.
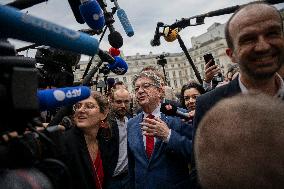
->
[132,71,162,88]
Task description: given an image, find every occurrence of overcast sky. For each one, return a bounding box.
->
[2,0,284,57]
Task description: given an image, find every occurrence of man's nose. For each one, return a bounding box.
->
[255,36,271,52]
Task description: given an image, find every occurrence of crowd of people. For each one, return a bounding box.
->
[2,2,284,189]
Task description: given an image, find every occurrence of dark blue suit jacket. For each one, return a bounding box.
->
[189,77,241,189]
[127,112,192,189]
[193,76,241,133]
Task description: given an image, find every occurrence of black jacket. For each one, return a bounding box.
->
[62,127,112,189]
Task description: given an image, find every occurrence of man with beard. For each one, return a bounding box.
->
[103,88,131,189]
[194,2,284,133]
[191,2,284,188]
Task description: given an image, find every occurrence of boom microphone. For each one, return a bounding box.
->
[37,86,91,111]
[108,27,123,49]
[0,5,99,56]
[112,0,134,37]
[163,27,179,42]
[79,0,105,31]
[160,103,190,119]
[150,22,163,46]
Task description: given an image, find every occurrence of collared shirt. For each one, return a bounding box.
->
[113,116,128,177]
[238,73,284,98]
[142,104,171,148]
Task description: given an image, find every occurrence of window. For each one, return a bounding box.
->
[180,79,183,86]
[201,64,204,72]
[166,72,169,77]
[123,77,127,83]
[185,69,188,76]
[173,71,176,77]
[171,64,174,68]
[174,80,177,87]
[216,59,220,65]
[179,71,182,77]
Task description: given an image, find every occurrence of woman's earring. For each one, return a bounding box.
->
[100,120,109,128]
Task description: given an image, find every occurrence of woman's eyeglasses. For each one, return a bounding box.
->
[73,102,98,111]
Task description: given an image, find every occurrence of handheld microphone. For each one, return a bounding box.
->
[163,27,179,42]
[97,50,128,75]
[109,47,120,56]
[37,86,91,111]
[160,103,190,119]
[108,26,123,49]
[150,22,163,46]
[7,0,46,10]
[112,0,134,37]
[79,0,105,31]
[107,56,128,75]
[0,5,99,56]
[68,0,85,24]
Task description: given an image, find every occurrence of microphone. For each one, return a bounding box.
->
[108,26,123,49]
[37,86,91,110]
[79,0,105,31]
[265,0,284,4]
[112,0,134,37]
[0,5,99,56]
[98,50,128,75]
[107,56,128,75]
[163,27,179,42]
[150,22,163,46]
[109,47,120,56]
[7,0,46,10]
[160,103,190,119]
[68,0,85,24]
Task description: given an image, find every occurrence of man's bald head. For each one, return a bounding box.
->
[225,2,283,50]
[195,93,284,189]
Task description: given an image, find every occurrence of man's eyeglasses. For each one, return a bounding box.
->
[73,102,98,111]
[134,83,157,93]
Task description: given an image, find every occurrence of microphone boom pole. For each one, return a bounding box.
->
[177,35,202,85]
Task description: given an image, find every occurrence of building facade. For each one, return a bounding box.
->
[74,22,233,94]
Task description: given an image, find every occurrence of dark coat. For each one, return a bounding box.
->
[62,127,112,189]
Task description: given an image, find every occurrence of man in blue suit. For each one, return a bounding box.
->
[127,71,192,189]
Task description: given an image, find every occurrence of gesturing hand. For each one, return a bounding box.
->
[140,117,170,141]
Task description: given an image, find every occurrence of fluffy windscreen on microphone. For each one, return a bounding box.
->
[163,27,179,42]
[108,31,123,49]
[109,47,120,56]
[160,103,178,116]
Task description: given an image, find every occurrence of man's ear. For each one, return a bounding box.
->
[226,48,237,63]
